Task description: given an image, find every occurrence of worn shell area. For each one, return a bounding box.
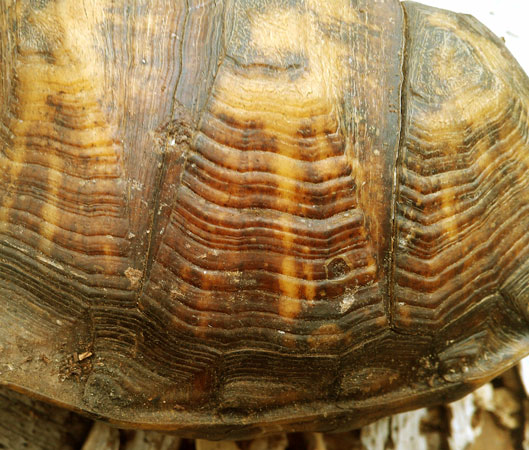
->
[0,0,529,441]
[0,0,405,436]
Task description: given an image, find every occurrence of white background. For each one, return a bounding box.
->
[417,0,529,74]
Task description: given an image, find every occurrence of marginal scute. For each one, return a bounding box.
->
[339,367,400,396]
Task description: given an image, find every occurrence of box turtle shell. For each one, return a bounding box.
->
[1,0,529,441]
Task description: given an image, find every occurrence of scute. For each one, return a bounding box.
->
[393,0,529,397]
[395,2,529,333]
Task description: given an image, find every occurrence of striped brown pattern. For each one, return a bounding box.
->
[0,0,529,441]
[0,0,130,347]
[134,0,403,414]
[394,4,529,336]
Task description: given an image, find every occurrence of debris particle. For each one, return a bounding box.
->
[340,289,357,313]
[125,267,143,289]
[78,351,93,361]
[60,351,93,382]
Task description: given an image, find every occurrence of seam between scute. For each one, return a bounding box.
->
[137,0,190,303]
[137,0,232,304]
[387,1,409,331]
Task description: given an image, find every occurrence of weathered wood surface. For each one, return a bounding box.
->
[1,0,529,441]
[0,386,91,450]
[2,363,529,449]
